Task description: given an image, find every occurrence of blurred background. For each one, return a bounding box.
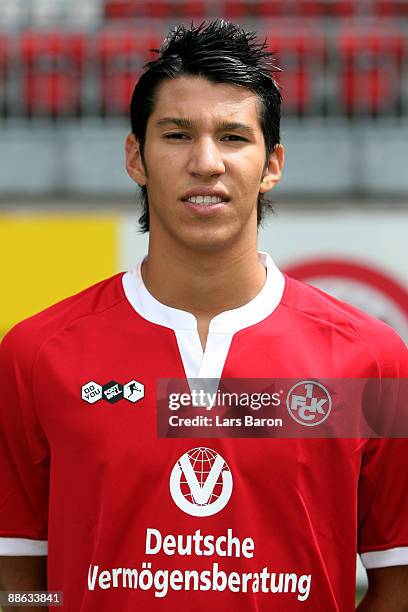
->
[1,0,407,602]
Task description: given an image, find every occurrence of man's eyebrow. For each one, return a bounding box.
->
[219,121,256,135]
[155,117,256,134]
[156,117,194,129]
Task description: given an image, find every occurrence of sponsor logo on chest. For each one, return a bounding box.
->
[81,380,144,404]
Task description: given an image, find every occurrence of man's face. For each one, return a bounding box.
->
[126,76,284,253]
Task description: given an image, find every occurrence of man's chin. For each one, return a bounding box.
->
[175,228,244,255]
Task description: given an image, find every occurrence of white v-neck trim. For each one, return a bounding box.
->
[122,252,285,380]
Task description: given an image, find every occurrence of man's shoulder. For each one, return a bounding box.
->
[282,274,407,370]
[2,272,125,361]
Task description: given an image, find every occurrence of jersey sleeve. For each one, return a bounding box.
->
[0,327,49,555]
[358,329,408,569]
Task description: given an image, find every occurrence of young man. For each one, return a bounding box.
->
[1,20,407,611]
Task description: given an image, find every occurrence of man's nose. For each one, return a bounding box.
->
[187,137,226,178]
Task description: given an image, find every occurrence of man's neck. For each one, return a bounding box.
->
[141,242,266,326]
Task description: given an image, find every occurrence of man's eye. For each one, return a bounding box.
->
[222,135,247,142]
[164,133,190,140]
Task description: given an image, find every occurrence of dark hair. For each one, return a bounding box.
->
[130,20,282,233]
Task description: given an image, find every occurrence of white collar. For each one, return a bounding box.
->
[122,251,285,334]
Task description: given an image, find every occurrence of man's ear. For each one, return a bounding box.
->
[259,144,284,194]
[125,133,148,186]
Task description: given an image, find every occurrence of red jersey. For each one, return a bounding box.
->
[1,253,407,611]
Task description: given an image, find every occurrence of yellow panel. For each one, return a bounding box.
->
[0,215,118,339]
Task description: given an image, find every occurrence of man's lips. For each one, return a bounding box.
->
[181,188,230,203]
[180,196,229,216]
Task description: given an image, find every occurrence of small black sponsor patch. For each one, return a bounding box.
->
[102,381,124,403]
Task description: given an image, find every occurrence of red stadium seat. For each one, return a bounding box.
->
[253,0,284,17]
[104,0,206,19]
[0,34,8,113]
[104,0,168,18]
[255,0,356,17]
[373,0,408,16]
[264,29,327,115]
[0,34,7,67]
[254,1,293,16]
[329,1,356,16]
[338,28,404,116]
[297,1,325,16]
[255,1,315,17]
[170,0,207,18]
[222,0,249,18]
[97,29,161,115]
[20,30,85,117]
